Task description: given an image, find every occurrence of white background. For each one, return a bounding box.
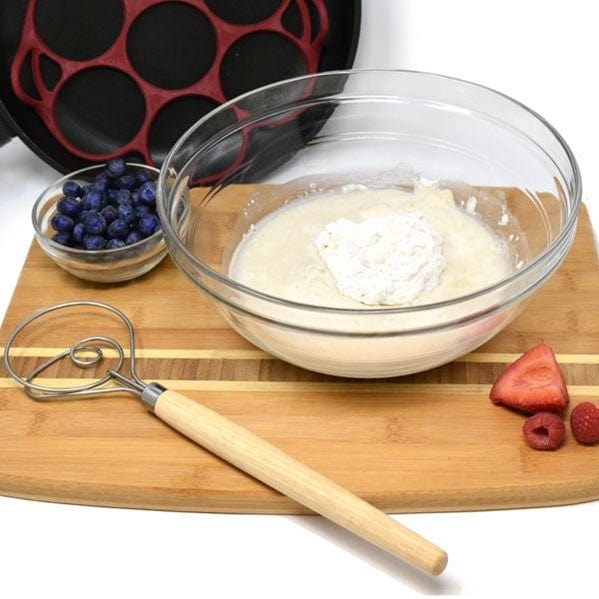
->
[0,1,597,597]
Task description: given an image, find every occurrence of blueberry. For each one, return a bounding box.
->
[137,181,156,206]
[107,188,119,204]
[83,211,107,235]
[72,222,85,243]
[117,203,136,223]
[137,214,160,237]
[94,172,111,191]
[101,205,118,224]
[116,174,136,190]
[114,189,132,205]
[106,158,126,178]
[56,196,81,218]
[52,231,71,246]
[106,218,130,239]
[135,205,152,218]
[93,182,108,193]
[106,238,126,250]
[135,170,154,185]
[51,213,74,233]
[83,235,107,250]
[96,170,111,182]
[62,180,81,197]
[82,189,105,211]
[125,230,142,245]
[131,190,140,206]
[77,210,90,223]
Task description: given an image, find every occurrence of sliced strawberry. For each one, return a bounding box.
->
[490,343,569,414]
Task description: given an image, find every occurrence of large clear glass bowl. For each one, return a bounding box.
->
[158,70,581,377]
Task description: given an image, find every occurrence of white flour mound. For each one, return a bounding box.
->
[314,211,446,305]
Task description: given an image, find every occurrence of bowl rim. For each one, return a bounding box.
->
[32,162,164,257]
[158,68,582,316]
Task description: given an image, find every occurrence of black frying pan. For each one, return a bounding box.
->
[0,0,360,175]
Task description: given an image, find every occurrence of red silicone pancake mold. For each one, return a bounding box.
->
[10,0,329,167]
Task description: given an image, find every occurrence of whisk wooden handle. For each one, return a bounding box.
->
[153,389,448,576]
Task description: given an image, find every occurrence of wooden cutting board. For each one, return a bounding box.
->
[0,204,598,514]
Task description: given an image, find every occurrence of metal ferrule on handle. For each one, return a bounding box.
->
[140,382,167,409]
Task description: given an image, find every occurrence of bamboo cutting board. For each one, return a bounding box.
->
[0,203,598,514]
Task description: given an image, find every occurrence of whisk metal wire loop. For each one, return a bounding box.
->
[3,300,147,400]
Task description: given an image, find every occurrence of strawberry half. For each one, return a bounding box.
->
[490,343,569,414]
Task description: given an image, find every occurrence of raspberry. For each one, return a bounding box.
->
[570,402,599,445]
[523,412,566,450]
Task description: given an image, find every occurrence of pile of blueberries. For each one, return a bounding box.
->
[50,159,161,250]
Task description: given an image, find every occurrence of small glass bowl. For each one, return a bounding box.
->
[33,163,167,283]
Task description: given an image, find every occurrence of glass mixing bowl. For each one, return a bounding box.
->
[158,70,581,377]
